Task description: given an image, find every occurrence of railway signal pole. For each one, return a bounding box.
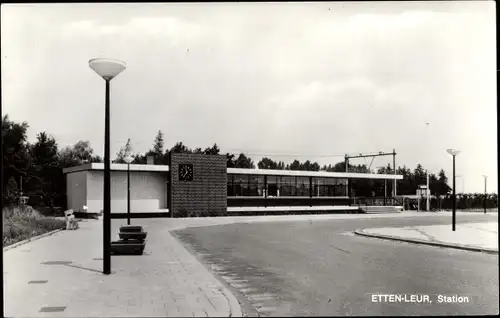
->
[345,150,398,199]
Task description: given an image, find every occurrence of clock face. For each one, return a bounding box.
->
[179,164,194,181]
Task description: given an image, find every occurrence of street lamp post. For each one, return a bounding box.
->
[426,172,430,211]
[446,149,460,231]
[124,155,133,225]
[482,175,487,214]
[425,123,430,211]
[89,58,126,275]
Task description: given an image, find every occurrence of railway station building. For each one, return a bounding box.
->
[63,153,403,217]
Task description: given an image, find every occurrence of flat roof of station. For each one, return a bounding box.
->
[227,168,403,180]
[62,163,170,174]
[63,163,402,180]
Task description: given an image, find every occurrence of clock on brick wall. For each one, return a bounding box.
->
[178,164,194,181]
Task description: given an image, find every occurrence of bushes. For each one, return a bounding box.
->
[438,194,498,210]
[3,205,66,247]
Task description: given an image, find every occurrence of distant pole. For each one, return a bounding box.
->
[452,155,456,231]
[426,172,430,211]
[446,149,460,231]
[483,175,487,214]
[127,163,131,225]
[425,122,430,211]
[345,154,349,197]
[393,149,396,197]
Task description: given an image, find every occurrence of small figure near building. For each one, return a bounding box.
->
[64,209,79,230]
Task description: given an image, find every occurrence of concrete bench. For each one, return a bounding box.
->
[111,225,147,255]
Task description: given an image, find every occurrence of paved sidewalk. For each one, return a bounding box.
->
[4,210,495,317]
[355,221,498,253]
[4,219,240,317]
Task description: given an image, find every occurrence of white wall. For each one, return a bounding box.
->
[66,171,87,212]
[86,170,168,213]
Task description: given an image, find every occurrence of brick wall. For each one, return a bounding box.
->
[170,153,227,217]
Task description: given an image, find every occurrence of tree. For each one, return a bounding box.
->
[32,132,58,162]
[2,115,31,182]
[91,155,103,163]
[428,173,439,196]
[234,153,255,168]
[58,140,96,168]
[29,132,61,205]
[289,160,301,170]
[310,162,320,171]
[226,153,237,168]
[277,161,285,170]
[58,146,79,167]
[73,140,95,162]
[258,157,278,169]
[413,164,426,188]
[203,143,220,155]
[302,160,311,171]
[377,163,393,175]
[131,153,147,164]
[436,169,452,196]
[170,141,191,154]
[114,138,133,163]
[332,161,348,172]
[4,177,19,205]
[2,115,34,205]
[151,130,169,164]
[153,130,164,156]
[394,165,413,195]
[132,139,218,166]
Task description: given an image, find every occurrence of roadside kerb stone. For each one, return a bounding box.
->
[220,285,243,317]
[354,229,498,254]
[3,228,65,252]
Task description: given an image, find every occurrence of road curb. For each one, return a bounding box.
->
[220,284,244,317]
[3,228,64,252]
[354,229,498,254]
[169,227,244,317]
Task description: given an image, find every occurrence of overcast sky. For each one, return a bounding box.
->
[1,2,496,193]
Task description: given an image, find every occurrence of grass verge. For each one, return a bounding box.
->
[3,205,66,247]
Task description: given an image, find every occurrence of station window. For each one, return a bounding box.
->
[280,176,296,196]
[233,175,249,196]
[227,174,234,196]
[296,177,310,196]
[249,175,265,196]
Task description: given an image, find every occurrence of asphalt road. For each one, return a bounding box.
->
[172,214,499,316]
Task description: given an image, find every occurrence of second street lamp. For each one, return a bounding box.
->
[124,155,133,225]
[482,175,488,214]
[89,58,126,275]
[446,148,460,231]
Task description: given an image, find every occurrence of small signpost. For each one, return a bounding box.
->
[416,185,430,211]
